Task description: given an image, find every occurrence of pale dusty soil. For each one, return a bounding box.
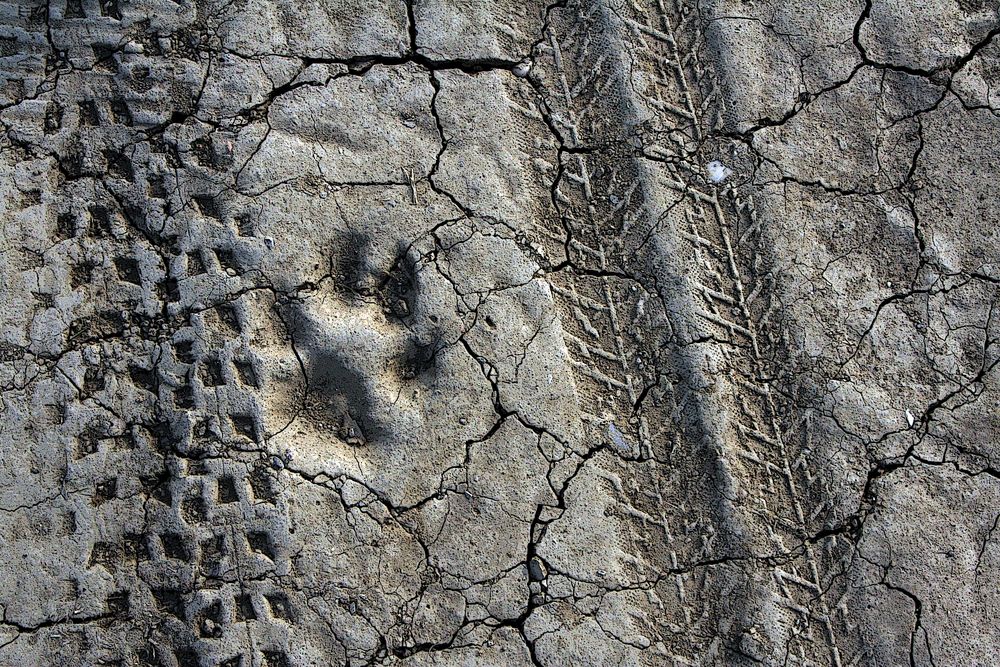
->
[0,1,998,665]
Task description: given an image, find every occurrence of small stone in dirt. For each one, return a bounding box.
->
[528,557,547,581]
[707,160,733,184]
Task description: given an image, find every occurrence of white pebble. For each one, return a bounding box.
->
[707,160,733,184]
[608,423,632,453]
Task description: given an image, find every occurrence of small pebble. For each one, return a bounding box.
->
[707,160,733,184]
[528,557,547,581]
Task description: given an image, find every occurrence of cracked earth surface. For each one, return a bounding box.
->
[0,0,998,665]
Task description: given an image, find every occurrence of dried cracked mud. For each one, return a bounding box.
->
[0,0,998,665]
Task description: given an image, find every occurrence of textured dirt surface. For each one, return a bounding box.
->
[0,1,998,665]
